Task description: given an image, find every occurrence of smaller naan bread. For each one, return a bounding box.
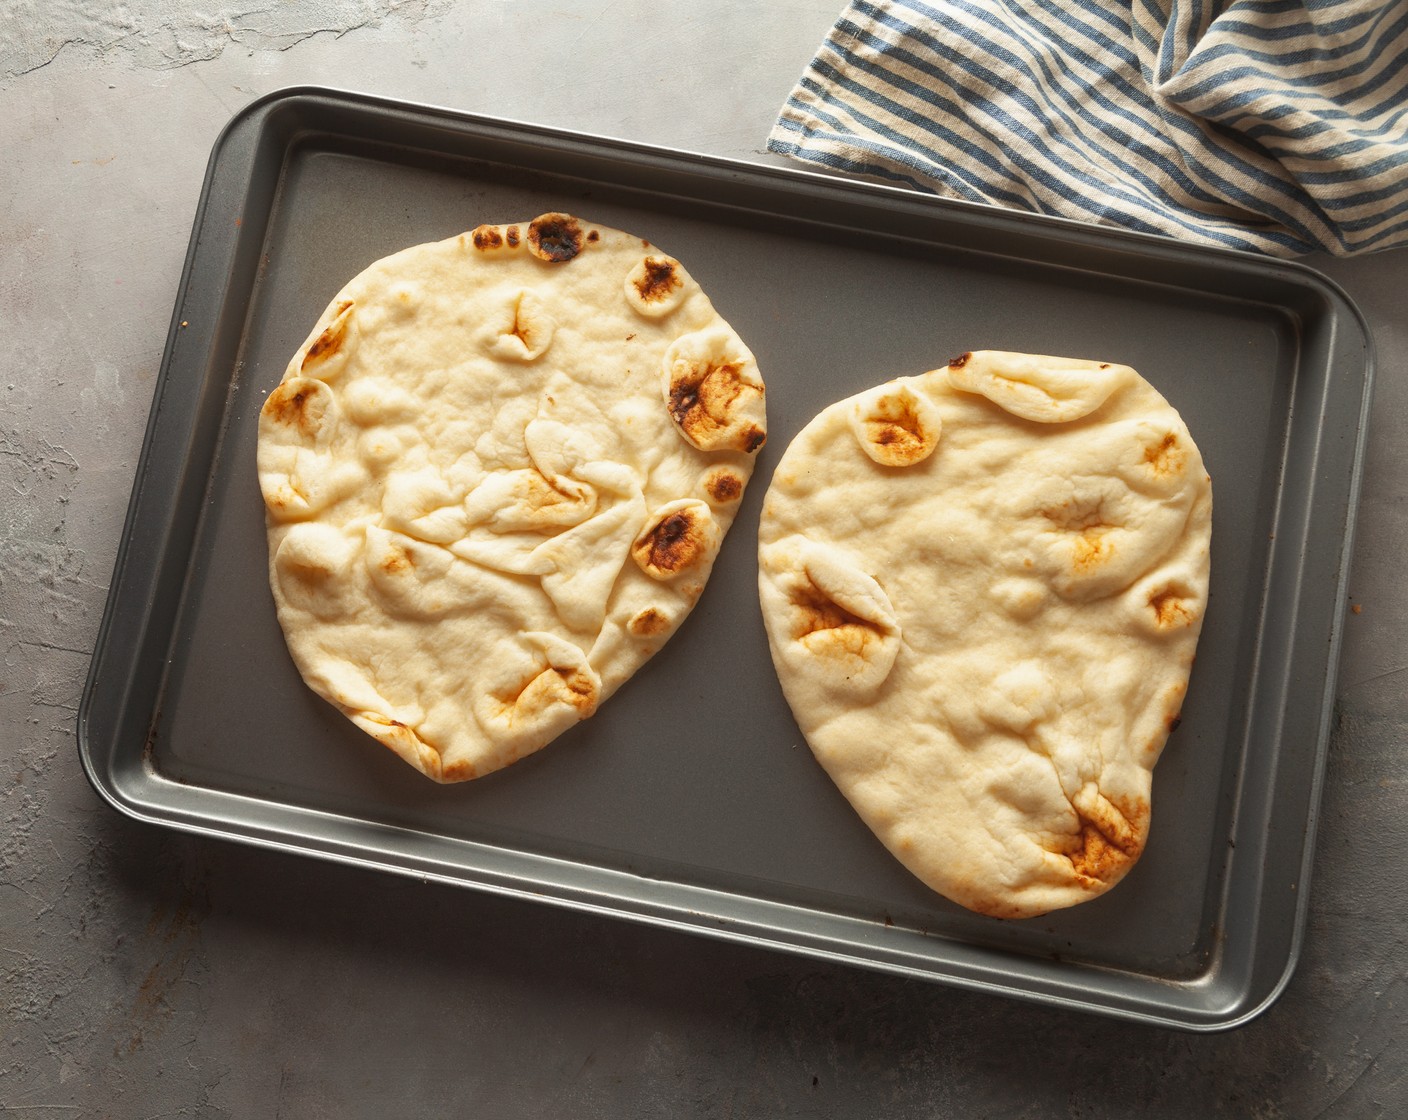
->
[258,214,766,782]
[758,351,1212,918]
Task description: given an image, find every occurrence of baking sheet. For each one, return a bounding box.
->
[78,87,1374,1031]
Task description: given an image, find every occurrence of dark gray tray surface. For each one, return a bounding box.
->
[79,88,1373,1031]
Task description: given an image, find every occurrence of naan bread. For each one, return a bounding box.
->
[257,213,766,782]
[758,351,1211,918]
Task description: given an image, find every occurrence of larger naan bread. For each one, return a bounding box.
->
[257,213,765,782]
[758,351,1211,918]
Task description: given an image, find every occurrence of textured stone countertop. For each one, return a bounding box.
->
[2,3,1404,1116]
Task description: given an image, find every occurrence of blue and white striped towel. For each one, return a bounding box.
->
[768,0,1408,256]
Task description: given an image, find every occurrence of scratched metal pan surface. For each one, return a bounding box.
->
[78,87,1373,1031]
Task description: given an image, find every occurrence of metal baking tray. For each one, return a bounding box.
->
[79,87,1374,1031]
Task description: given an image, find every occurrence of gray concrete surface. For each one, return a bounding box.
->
[2,2,1404,1115]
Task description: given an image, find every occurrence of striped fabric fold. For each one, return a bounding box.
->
[768,0,1408,256]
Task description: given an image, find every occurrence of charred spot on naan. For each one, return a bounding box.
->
[1142,430,1188,479]
[1148,583,1200,629]
[497,663,599,723]
[868,412,925,459]
[1129,571,1204,636]
[1041,496,1118,574]
[632,501,720,581]
[703,466,744,506]
[627,607,671,637]
[489,289,556,361]
[850,382,940,467]
[300,301,357,380]
[527,213,584,262]
[625,254,690,317]
[469,634,604,756]
[760,541,903,693]
[262,377,336,442]
[640,512,691,568]
[635,257,679,301]
[259,475,309,521]
[257,379,358,519]
[1062,790,1148,887]
[670,363,742,436]
[664,333,767,453]
[471,225,504,251]
[1068,823,1131,885]
[791,576,888,656]
[441,759,478,781]
[1071,526,1114,572]
[1047,512,1109,569]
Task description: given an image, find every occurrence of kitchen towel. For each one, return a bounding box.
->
[768,0,1408,256]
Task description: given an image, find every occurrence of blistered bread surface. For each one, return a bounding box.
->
[757,351,1211,918]
[258,214,765,782]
